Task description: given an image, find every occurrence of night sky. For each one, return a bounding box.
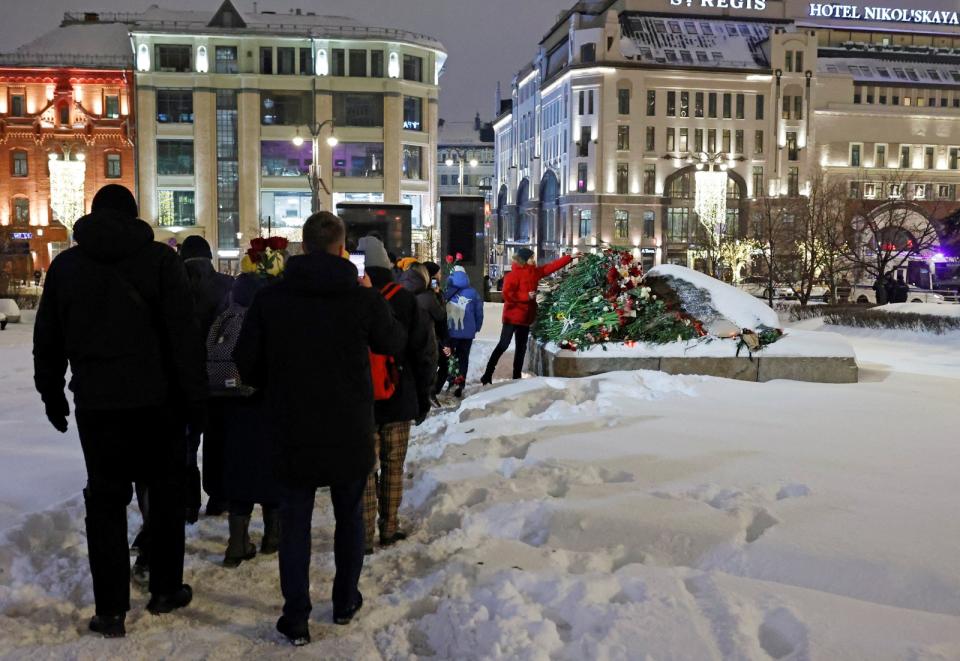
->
[4,0,958,123]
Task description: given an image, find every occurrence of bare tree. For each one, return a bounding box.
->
[750,196,793,308]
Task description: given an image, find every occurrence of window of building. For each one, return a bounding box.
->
[578,209,592,238]
[667,127,676,152]
[863,183,877,199]
[722,129,731,153]
[707,129,716,152]
[260,191,311,231]
[157,89,193,123]
[617,125,630,151]
[900,145,911,168]
[260,91,309,125]
[12,197,29,225]
[924,146,935,170]
[349,50,367,77]
[680,91,689,117]
[10,94,25,117]
[949,147,959,170]
[331,49,345,76]
[785,51,793,72]
[155,45,191,72]
[299,48,313,75]
[157,140,194,175]
[371,50,384,77]
[215,46,238,73]
[260,47,273,74]
[588,90,594,114]
[695,92,704,118]
[57,103,70,125]
[440,174,449,186]
[786,132,799,161]
[580,43,596,63]
[578,91,585,116]
[795,51,804,73]
[938,184,955,199]
[646,90,656,116]
[668,172,692,198]
[667,91,676,116]
[679,128,689,152]
[752,166,763,196]
[215,90,239,249]
[104,95,120,119]
[614,209,629,240]
[849,181,861,198]
[708,92,717,118]
[694,128,704,152]
[579,126,591,157]
[755,130,764,154]
[782,96,791,119]
[853,86,862,104]
[275,47,295,75]
[756,94,764,120]
[332,93,383,127]
[643,165,656,195]
[722,93,732,119]
[403,54,423,82]
[577,163,588,193]
[666,208,689,242]
[260,140,311,176]
[735,93,745,119]
[12,150,27,177]
[157,190,196,226]
[618,88,630,114]
[332,142,384,177]
[875,144,887,168]
[850,143,862,167]
[645,126,655,151]
[794,96,803,120]
[616,163,629,194]
[734,130,744,154]
[403,96,423,131]
[643,210,655,237]
[787,167,800,196]
[402,145,423,180]
[106,153,121,178]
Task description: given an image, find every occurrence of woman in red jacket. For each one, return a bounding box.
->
[481,248,573,384]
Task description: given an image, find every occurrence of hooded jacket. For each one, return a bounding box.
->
[184,257,233,343]
[33,210,206,411]
[501,255,573,326]
[444,270,484,340]
[234,252,405,487]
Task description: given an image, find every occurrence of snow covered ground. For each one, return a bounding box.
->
[873,303,960,318]
[1,305,960,659]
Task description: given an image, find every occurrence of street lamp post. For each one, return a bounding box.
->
[293,120,338,214]
[445,149,479,195]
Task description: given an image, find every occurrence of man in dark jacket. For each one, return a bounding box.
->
[357,237,433,553]
[33,184,203,638]
[234,213,405,646]
[179,235,233,521]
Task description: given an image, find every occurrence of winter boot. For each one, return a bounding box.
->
[147,584,193,615]
[260,507,280,555]
[277,615,310,646]
[89,614,126,638]
[223,515,257,568]
[480,370,493,386]
[204,497,228,517]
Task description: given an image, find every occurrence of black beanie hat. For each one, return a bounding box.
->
[91,184,138,219]
[516,248,534,262]
[424,261,441,278]
[180,235,213,260]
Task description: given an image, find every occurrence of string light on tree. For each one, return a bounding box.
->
[48,150,86,231]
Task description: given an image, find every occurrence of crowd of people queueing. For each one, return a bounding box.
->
[31,184,574,645]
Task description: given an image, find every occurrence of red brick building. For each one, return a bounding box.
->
[0,22,133,281]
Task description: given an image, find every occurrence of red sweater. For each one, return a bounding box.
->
[501,255,573,326]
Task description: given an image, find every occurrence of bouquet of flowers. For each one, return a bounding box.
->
[442,252,464,277]
[241,236,288,278]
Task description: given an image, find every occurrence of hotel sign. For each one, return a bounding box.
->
[670,0,767,9]
[808,3,960,25]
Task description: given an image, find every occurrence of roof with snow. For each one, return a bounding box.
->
[818,48,960,87]
[619,13,778,71]
[439,121,494,147]
[0,22,132,68]
[58,1,445,52]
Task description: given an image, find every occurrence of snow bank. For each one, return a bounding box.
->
[647,265,780,330]
[874,302,960,318]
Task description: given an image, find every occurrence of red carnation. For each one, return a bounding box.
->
[266,236,288,251]
[606,267,619,285]
[250,237,268,252]
[445,255,455,264]
[621,252,633,265]
[455,252,463,261]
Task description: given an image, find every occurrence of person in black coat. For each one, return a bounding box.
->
[33,184,203,638]
[179,235,233,521]
[234,212,405,646]
[358,239,434,554]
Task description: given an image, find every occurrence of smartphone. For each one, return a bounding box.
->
[430,278,438,289]
[349,251,365,278]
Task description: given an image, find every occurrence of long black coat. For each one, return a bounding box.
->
[234,252,406,488]
[184,258,233,342]
[369,266,434,425]
[33,210,205,411]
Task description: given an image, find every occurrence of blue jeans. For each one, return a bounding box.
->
[278,478,366,623]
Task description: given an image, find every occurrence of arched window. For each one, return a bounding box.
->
[58,102,70,126]
[12,197,29,225]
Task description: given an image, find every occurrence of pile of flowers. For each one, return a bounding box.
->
[534,249,706,351]
[241,236,288,278]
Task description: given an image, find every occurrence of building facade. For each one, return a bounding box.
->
[0,22,134,280]
[493,0,960,278]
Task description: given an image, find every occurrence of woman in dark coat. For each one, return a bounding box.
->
[206,273,282,567]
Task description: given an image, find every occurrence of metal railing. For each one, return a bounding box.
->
[0,52,132,67]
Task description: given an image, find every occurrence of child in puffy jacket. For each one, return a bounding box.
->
[443,268,484,397]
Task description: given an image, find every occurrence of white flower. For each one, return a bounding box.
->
[592,296,601,303]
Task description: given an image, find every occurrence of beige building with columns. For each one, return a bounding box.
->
[493,0,960,278]
[73,0,447,263]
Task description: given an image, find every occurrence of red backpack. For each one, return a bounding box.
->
[371,283,403,401]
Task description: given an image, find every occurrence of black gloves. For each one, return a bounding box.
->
[44,394,70,433]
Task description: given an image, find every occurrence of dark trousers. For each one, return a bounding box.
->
[434,340,449,393]
[485,323,530,380]
[230,500,278,517]
[76,406,186,616]
[278,477,366,623]
[450,338,473,383]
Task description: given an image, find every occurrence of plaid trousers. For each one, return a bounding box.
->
[363,421,411,547]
